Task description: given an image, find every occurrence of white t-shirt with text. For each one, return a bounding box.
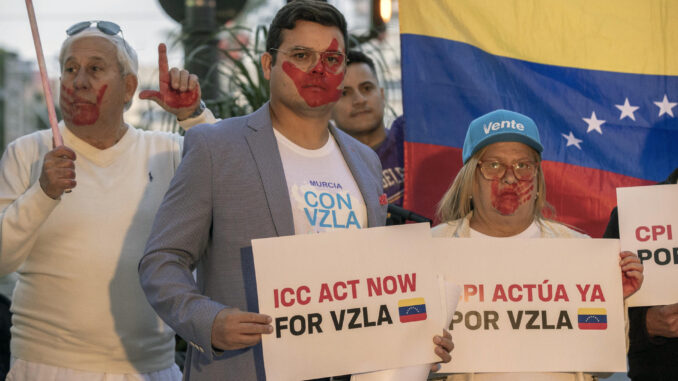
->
[274,129,367,235]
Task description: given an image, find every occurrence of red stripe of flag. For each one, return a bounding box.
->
[400,312,427,323]
[403,142,655,237]
[578,322,608,330]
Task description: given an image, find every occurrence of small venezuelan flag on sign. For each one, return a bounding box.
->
[398,297,427,323]
[578,308,608,330]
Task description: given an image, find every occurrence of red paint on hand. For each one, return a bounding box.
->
[61,84,107,126]
[282,39,344,107]
[139,43,199,108]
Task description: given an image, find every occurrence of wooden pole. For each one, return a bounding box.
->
[25,0,63,147]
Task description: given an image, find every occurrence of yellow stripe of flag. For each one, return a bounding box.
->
[578,308,607,315]
[400,0,678,76]
[398,297,425,308]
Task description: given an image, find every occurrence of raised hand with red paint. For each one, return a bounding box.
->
[39,145,77,199]
[139,43,201,121]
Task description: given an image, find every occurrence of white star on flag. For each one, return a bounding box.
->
[562,132,583,150]
[654,94,677,117]
[583,111,605,134]
[615,98,639,121]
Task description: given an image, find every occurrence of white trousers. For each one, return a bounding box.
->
[6,358,182,381]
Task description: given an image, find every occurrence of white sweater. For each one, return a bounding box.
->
[0,121,194,373]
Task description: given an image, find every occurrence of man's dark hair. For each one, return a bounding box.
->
[347,50,377,76]
[267,0,348,65]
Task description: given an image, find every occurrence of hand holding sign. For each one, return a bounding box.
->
[211,307,273,351]
[620,251,644,299]
[646,303,678,338]
[139,43,201,121]
[432,329,454,370]
[351,330,454,381]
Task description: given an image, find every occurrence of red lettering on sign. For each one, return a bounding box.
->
[464,284,485,302]
[636,226,650,241]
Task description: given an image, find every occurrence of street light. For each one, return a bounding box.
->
[378,0,392,23]
[372,0,392,34]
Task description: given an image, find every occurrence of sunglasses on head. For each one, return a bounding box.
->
[66,20,121,36]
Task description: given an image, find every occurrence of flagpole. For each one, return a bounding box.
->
[25,0,63,147]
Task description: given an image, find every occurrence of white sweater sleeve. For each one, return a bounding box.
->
[177,107,218,131]
[0,138,59,275]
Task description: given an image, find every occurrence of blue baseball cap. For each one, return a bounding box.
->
[462,109,544,163]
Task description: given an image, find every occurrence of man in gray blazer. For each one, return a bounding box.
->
[139,1,452,380]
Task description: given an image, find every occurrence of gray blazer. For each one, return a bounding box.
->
[139,102,387,380]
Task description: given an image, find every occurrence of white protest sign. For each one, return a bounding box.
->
[618,184,678,307]
[252,223,444,381]
[434,238,626,373]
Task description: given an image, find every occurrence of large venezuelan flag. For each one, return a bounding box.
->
[400,1,678,237]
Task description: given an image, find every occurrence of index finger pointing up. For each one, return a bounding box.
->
[157,43,169,81]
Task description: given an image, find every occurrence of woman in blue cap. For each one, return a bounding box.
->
[432,109,644,381]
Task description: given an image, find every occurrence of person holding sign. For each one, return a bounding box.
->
[139,1,453,380]
[432,109,644,381]
[0,22,212,380]
[604,167,678,381]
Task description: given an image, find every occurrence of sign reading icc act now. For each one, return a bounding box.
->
[252,224,444,381]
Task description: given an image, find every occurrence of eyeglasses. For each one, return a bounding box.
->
[477,160,539,181]
[269,47,346,74]
[66,21,122,37]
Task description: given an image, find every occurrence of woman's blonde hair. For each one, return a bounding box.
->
[435,147,554,223]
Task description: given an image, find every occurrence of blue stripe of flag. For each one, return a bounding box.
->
[399,304,427,316]
[578,314,608,323]
[401,34,678,182]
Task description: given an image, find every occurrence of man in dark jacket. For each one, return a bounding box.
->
[603,167,678,381]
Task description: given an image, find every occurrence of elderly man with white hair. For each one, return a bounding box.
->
[0,21,214,380]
